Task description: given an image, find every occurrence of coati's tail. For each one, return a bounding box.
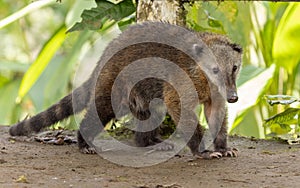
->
[9,81,91,136]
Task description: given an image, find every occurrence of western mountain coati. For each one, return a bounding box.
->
[9,22,242,159]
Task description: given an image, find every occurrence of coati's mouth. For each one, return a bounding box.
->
[227,95,238,103]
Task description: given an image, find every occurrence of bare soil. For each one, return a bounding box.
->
[1,126,300,188]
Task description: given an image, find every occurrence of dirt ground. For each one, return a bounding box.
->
[1,126,300,188]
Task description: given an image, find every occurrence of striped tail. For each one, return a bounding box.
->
[9,81,91,136]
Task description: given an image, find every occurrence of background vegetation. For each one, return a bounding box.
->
[0,0,299,141]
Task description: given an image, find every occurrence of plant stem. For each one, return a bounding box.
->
[0,0,54,29]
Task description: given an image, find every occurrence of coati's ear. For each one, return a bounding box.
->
[230,43,243,53]
[193,44,203,56]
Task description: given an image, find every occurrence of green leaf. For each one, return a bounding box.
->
[0,80,21,124]
[264,108,300,126]
[118,15,135,31]
[44,30,92,105]
[67,0,135,32]
[17,25,66,102]
[28,30,92,113]
[230,106,264,138]
[0,61,29,72]
[268,123,292,136]
[237,65,266,87]
[273,3,300,72]
[298,113,300,127]
[207,16,222,28]
[65,0,97,29]
[0,75,9,88]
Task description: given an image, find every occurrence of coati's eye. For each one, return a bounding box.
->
[233,65,238,72]
[213,67,219,74]
[193,44,203,56]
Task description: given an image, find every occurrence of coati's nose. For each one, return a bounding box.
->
[227,95,238,103]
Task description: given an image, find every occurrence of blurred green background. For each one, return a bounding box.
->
[0,0,299,140]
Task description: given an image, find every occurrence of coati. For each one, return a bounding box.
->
[9,22,242,159]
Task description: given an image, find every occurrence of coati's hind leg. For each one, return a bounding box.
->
[77,130,96,154]
[133,99,174,151]
[77,103,114,154]
[135,129,174,151]
[135,129,159,146]
[77,105,100,154]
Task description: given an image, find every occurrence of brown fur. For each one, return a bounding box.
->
[9,22,242,157]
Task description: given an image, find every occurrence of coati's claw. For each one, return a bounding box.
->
[222,148,238,157]
[80,146,97,154]
[216,148,238,157]
[209,152,223,158]
[196,150,223,159]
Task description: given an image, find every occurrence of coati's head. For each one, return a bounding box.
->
[199,33,243,103]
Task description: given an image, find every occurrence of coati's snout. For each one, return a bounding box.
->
[227,90,238,103]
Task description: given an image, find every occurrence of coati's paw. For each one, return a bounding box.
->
[152,141,174,151]
[217,147,238,157]
[79,146,97,154]
[195,150,223,159]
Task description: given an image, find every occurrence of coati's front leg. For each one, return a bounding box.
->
[204,97,238,157]
[162,84,221,158]
[169,108,222,159]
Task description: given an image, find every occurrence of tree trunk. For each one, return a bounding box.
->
[136,0,186,26]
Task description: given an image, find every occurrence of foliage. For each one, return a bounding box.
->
[230,3,300,138]
[263,95,300,143]
[67,0,136,32]
[18,26,66,101]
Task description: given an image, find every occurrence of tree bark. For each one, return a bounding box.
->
[136,0,186,26]
[135,0,300,25]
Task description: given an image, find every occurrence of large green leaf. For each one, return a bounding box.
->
[27,30,92,112]
[44,30,92,106]
[67,0,135,32]
[230,106,264,138]
[273,3,300,72]
[264,108,300,126]
[237,65,266,87]
[0,61,29,72]
[0,75,9,88]
[0,80,21,124]
[17,25,66,101]
[65,0,97,29]
[267,123,292,136]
